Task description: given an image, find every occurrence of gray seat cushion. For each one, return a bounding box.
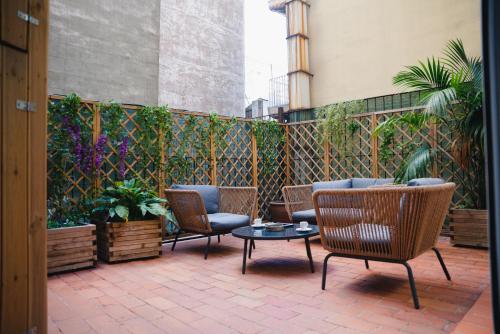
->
[313,179,352,191]
[352,178,394,188]
[292,209,317,224]
[208,213,250,233]
[407,178,445,186]
[171,184,219,214]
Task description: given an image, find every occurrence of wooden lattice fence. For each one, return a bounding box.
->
[48,96,477,232]
[47,96,287,224]
[287,108,477,207]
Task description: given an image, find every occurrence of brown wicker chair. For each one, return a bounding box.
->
[313,183,456,309]
[165,185,258,259]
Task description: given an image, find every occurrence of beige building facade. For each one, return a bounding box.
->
[271,0,482,110]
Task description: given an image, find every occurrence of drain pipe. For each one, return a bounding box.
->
[286,0,312,111]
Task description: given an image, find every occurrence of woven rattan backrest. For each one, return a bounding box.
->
[164,189,211,234]
[282,184,313,215]
[313,183,455,261]
[218,187,258,219]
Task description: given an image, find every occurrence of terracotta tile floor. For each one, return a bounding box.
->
[48,236,491,334]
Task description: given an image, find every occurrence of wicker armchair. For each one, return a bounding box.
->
[165,185,258,259]
[313,183,456,309]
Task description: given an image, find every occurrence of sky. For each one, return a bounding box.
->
[245,0,287,107]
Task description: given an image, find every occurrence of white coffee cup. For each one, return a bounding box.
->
[300,221,309,229]
[254,218,263,226]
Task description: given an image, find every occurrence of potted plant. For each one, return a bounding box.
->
[92,179,171,262]
[374,39,487,247]
[47,198,97,274]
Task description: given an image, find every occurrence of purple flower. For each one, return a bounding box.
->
[94,134,107,171]
[118,137,129,178]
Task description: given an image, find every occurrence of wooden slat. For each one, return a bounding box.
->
[47,225,96,275]
[1,46,29,334]
[97,220,161,263]
[48,261,95,275]
[1,0,28,50]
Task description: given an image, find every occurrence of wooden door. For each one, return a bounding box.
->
[0,0,48,333]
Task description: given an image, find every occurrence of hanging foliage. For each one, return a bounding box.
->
[316,101,364,157]
[100,102,128,178]
[252,119,285,175]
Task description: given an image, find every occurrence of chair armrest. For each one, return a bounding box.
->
[282,185,313,220]
[218,187,258,219]
[164,189,211,234]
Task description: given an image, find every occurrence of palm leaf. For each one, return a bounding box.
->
[419,87,457,117]
[393,58,450,91]
[395,144,435,183]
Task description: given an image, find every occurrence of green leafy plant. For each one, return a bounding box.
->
[252,119,285,175]
[374,39,484,208]
[100,101,126,141]
[135,105,172,184]
[316,101,365,157]
[210,113,237,150]
[47,93,96,228]
[92,179,172,222]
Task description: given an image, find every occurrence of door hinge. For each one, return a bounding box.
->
[16,100,37,112]
[17,10,39,26]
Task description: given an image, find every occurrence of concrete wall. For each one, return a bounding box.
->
[48,0,161,105]
[308,0,482,108]
[158,0,245,116]
[48,0,245,116]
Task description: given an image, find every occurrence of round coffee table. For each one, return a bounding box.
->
[232,224,319,274]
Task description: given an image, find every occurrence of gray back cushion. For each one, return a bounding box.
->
[407,178,445,186]
[313,179,352,191]
[171,184,219,214]
[351,178,394,188]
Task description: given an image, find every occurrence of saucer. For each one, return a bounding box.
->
[252,224,265,229]
[296,227,312,232]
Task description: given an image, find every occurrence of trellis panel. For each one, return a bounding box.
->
[48,95,480,226]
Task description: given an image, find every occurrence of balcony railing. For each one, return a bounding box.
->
[269,75,289,108]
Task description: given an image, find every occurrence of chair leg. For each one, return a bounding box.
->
[364,259,369,269]
[218,234,221,243]
[432,247,451,280]
[171,231,180,251]
[402,262,420,309]
[322,253,335,290]
[204,236,211,260]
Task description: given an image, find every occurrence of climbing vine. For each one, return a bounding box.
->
[135,105,172,183]
[47,93,96,227]
[99,101,128,178]
[252,119,285,175]
[316,101,364,157]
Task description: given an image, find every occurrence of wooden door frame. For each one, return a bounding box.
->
[1,0,48,333]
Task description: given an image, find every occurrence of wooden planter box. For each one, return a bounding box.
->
[96,220,162,263]
[47,224,97,274]
[450,209,488,248]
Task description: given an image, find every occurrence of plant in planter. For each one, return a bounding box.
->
[374,39,487,247]
[47,198,98,274]
[92,179,173,262]
[47,94,100,274]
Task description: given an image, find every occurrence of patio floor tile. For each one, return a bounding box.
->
[48,236,490,333]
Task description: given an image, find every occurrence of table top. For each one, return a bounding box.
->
[232,224,319,240]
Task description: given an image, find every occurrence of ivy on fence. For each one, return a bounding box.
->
[48,95,480,231]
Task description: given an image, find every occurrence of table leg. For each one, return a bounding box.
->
[242,239,248,274]
[305,237,314,273]
[248,240,252,259]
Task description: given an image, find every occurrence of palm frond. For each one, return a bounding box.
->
[395,144,435,183]
[419,87,457,117]
[393,58,450,91]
